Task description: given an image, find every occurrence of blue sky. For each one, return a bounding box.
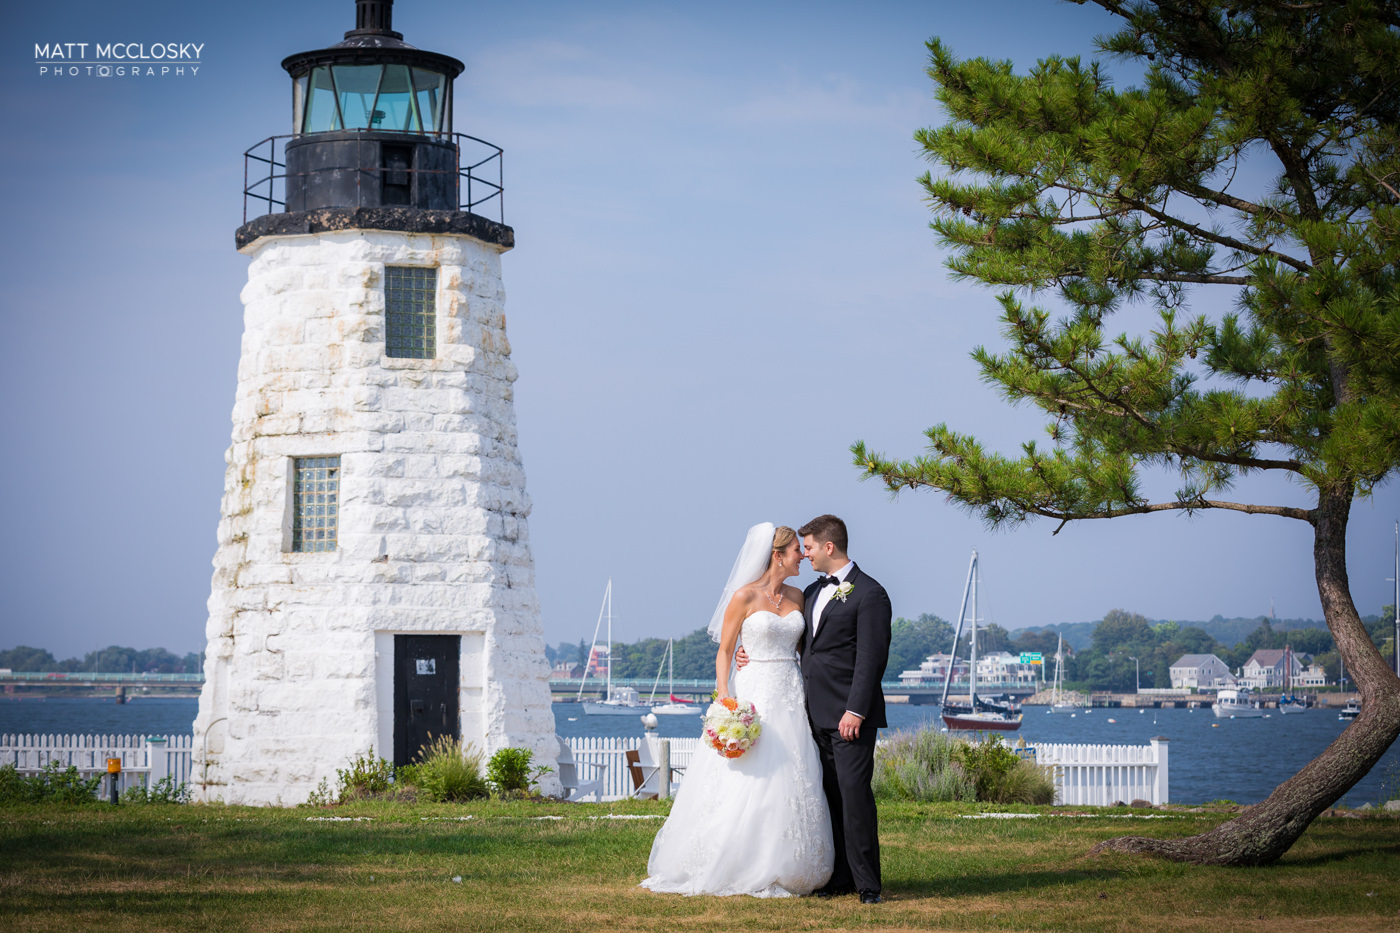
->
[3,0,1396,659]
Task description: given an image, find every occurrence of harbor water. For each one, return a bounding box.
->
[4,697,1398,806]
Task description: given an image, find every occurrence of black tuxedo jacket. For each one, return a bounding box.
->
[799,564,892,731]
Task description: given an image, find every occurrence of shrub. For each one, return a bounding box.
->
[957,735,1054,805]
[411,737,489,802]
[486,747,552,797]
[299,747,405,807]
[0,762,102,805]
[121,775,191,805]
[873,728,976,802]
[334,748,396,802]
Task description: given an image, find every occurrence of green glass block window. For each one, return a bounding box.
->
[292,456,340,552]
[385,266,436,359]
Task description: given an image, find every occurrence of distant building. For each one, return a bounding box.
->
[1296,663,1328,687]
[551,660,584,680]
[1169,653,1234,690]
[1240,648,1304,688]
[977,651,1040,688]
[898,652,967,686]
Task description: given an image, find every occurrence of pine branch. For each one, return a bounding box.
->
[1140,271,1253,285]
[1018,499,1317,532]
[1178,181,1263,215]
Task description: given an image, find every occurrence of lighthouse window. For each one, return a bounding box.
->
[297,65,449,135]
[374,66,418,133]
[302,67,342,133]
[412,69,447,133]
[333,65,385,129]
[385,266,437,359]
[291,456,340,553]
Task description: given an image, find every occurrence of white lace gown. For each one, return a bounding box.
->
[640,610,834,897]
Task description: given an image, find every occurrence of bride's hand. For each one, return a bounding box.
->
[735,646,750,669]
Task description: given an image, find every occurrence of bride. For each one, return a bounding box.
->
[640,523,834,897]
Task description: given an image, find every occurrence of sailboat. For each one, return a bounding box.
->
[1048,634,1083,712]
[940,550,1023,731]
[648,639,701,716]
[579,580,653,716]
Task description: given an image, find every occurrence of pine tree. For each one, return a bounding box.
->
[857,0,1400,864]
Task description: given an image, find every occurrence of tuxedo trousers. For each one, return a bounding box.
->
[811,724,880,894]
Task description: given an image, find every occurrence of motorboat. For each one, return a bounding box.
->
[1213,687,1266,718]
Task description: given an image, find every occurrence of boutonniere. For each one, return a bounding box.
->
[833,582,855,603]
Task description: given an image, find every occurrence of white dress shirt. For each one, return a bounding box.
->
[811,560,854,635]
[811,560,864,722]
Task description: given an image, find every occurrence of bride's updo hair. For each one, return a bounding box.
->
[771,525,796,557]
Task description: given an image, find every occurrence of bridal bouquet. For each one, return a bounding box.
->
[703,697,762,759]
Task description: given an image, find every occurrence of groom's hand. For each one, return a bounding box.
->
[734,646,749,669]
[838,711,863,741]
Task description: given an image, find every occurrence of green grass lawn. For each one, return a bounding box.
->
[2,799,1397,932]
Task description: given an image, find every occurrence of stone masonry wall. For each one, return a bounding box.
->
[193,230,556,804]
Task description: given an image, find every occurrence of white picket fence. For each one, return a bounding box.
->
[1,733,195,795]
[0,733,1167,805]
[568,735,1169,805]
[1032,737,1169,806]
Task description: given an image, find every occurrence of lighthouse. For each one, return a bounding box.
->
[193,0,557,803]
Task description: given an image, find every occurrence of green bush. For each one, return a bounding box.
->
[0,762,102,805]
[300,747,405,807]
[335,748,396,801]
[410,737,489,802]
[956,735,1055,805]
[121,775,191,806]
[873,728,976,802]
[486,747,552,797]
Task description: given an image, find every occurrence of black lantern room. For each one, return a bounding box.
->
[237,0,510,250]
[280,0,463,212]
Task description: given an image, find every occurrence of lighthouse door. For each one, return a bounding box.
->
[393,635,461,766]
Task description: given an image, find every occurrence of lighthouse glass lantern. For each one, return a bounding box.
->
[279,0,464,212]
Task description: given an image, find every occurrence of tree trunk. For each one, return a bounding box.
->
[1092,487,1400,865]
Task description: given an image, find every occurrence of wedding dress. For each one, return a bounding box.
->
[640,609,834,897]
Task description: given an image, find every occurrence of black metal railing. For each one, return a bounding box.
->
[241,132,504,224]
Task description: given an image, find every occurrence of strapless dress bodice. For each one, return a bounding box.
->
[740,609,804,661]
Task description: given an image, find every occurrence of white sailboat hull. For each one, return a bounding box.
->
[650,702,702,716]
[942,710,1023,730]
[582,701,653,716]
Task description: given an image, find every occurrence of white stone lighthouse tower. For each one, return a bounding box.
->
[193,0,557,804]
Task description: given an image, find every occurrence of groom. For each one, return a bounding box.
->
[798,514,891,904]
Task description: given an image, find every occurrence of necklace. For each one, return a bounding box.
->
[763,587,783,610]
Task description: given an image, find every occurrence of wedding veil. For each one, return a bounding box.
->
[706,522,776,642]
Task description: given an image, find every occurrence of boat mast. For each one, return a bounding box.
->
[969,551,979,708]
[1393,521,1399,677]
[605,579,613,702]
[577,579,613,702]
[941,549,978,709]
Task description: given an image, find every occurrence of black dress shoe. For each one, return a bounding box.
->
[814,884,854,898]
[859,890,883,904]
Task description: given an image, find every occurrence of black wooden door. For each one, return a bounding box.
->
[393,634,460,766]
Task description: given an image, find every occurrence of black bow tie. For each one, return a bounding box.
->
[817,575,841,587]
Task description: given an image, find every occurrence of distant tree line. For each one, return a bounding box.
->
[548,602,1397,691]
[0,645,204,675]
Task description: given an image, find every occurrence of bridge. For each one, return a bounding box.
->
[0,671,1036,706]
[0,672,204,701]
